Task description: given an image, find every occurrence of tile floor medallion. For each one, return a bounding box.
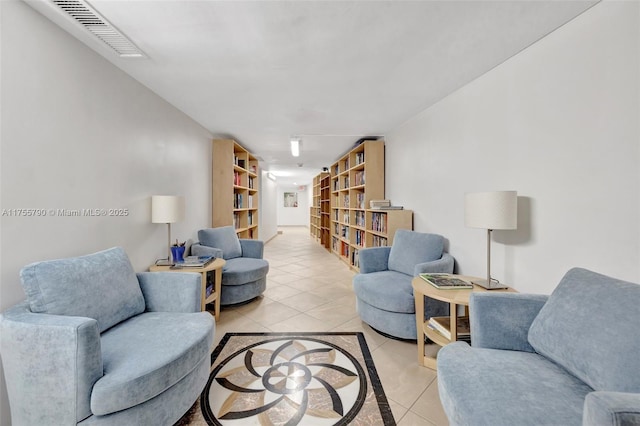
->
[201,332,394,425]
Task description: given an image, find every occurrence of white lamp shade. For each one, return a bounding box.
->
[151,195,185,224]
[465,191,517,230]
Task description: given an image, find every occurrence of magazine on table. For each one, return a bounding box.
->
[172,256,215,268]
[419,273,473,290]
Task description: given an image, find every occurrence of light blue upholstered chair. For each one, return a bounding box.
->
[437,268,640,426]
[0,247,215,425]
[352,229,455,339]
[191,226,269,305]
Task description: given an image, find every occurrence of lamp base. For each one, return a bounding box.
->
[471,278,509,290]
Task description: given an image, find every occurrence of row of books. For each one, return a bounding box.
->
[353,171,365,186]
[233,194,255,209]
[355,193,365,209]
[354,151,365,165]
[370,212,388,233]
[233,193,244,209]
[354,210,365,227]
[354,229,366,247]
[351,248,360,268]
[427,316,471,341]
[370,235,388,247]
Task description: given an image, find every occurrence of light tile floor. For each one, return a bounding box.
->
[216,227,449,425]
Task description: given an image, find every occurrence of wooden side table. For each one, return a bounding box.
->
[412,275,515,369]
[149,258,226,320]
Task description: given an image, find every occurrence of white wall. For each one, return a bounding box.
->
[385,1,639,295]
[277,185,310,226]
[0,1,213,423]
[260,171,278,241]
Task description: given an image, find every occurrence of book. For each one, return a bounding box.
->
[172,256,214,268]
[370,205,404,210]
[369,199,391,208]
[428,316,470,340]
[419,273,474,290]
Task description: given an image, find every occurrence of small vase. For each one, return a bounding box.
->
[171,246,185,262]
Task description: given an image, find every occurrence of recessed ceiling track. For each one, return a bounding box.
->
[50,0,145,58]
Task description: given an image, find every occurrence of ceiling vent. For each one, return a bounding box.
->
[50,0,145,58]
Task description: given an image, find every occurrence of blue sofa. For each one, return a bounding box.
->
[191,226,269,305]
[0,247,215,425]
[437,268,640,426]
[352,230,454,339]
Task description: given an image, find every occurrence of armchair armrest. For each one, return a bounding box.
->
[240,239,264,259]
[584,391,640,426]
[0,303,102,424]
[358,246,391,274]
[137,272,201,313]
[414,253,455,275]
[191,243,223,258]
[470,292,548,352]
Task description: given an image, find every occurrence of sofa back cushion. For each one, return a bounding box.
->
[528,267,640,393]
[20,247,145,333]
[198,226,242,260]
[388,230,444,276]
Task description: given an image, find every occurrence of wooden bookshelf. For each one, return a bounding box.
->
[310,172,331,251]
[326,140,412,270]
[319,172,331,250]
[212,139,259,239]
[310,174,322,241]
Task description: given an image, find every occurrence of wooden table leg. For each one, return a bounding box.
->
[450,302,458,342]
[200,273,207,312]
[214,267,222,319]
[415,293,425,366]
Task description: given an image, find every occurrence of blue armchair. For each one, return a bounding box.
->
[437,268,640,426]
[191,226,269,305]
[352,229,454,339]
[0,247,215,425]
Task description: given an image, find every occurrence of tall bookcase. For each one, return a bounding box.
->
[310,174,322,241]
[319,173,331,250]
[212,139,259,239]
[326,140,413,270]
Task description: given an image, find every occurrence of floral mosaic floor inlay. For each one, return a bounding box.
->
[201,332,395,425]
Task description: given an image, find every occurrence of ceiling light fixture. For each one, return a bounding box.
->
[290,139,300,157]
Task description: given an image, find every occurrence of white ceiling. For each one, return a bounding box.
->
[26,0,597,185]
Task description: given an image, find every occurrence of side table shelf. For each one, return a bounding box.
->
[412,275,516,370]
[149,258,226,321]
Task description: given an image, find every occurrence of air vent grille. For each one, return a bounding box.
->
[51,0,145,58]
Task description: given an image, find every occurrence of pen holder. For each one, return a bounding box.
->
[171,246,185,263]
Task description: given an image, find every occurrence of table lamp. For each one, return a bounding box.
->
[464,191,517,289]
[151,195,185,265]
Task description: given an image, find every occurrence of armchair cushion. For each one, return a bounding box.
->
[353,271,415,313]
[91,311,214,415]
[528,268,640,393]
[19,247,145,333]
[387,230,444,276]
[198,226,242,260]
[222,258,269,286]
[438,342,593,426]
